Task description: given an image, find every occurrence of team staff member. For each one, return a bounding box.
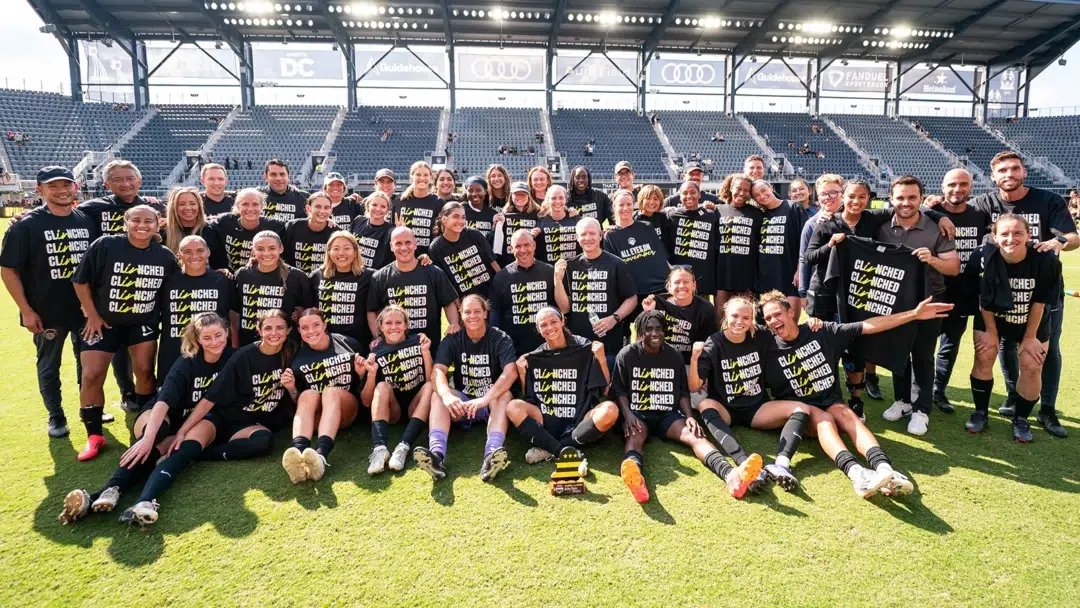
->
[259,159,309,222]
[200,163,235,217]
[72,205,179,461]
[282,192,335,273]
[350,191,395,270]
[604,189,670,299]
[367,227,461,353]
[567,166,612,222]
[429,202,500,299]
[414,295,517,482]
[751,180,808,319]
[610,161,641,204]
[877,176,960,436]
[760,291,952,499]
[634,184,673,251]
[966,214,1060,442]
[280,309,367,483]
[664,162,720,207]
[1,166,97,438]
[157,235,233,379]
[555,218,638,370]
[743,155,766,181]
[489,229,569,355]
[798,174,845,311]
[396,161,445,256]
[932,169,988,413]
[496,181,541,267]
[310,231,374,348]
[233,230,313,346]
[59,313,233,526]
[323,172,361,227]
[613,310,763,503]
[207,188,287,272]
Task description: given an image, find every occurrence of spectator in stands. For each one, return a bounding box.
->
[447,132,455,144]
[711,132,725,143]
[816,151,825,159]
[246,159,253,170]
[526,166,553,207]
[498,145,507,156]
[527,144,535,154]
[380,129,393,143]
[535,131,545,144]
[788,140,794,148]
[743,155,766,181]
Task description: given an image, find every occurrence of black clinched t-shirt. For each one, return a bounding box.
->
[367,263,457,351]
[156,270,234,378]
[653,296,718,364]
[429,228,499,298]
[260,186,309,223]
[283,219,333,274]
[666,206,719,294]
[764,322,863,408]
[202,191,236,218]
[756,201,807,295]
[310,268,373,348]
[972,187,1076,242]
[611,342,688,414]
[524,337,607,422]
[824,236,925,371]
[395,194,444,254]
[489,261,557,354]
[633,211,674,254]
[349,217,394,270]
[972,245,1060,342]
[536,215,581,264]
[208,214,287,272]
[156,347,233,419]
[330,199,362,228]
[72,235,178,328]
[78,194,166,236]
[495,212,539,266]
[697,328,772,410]
[233,266,313,345]
[942,205,991,316]
[373,334,428,393]
[715,203,763,292]
[290,333,362,393]
[203,343,290,424]
[602,221,670,296]
[0,206,96,329]
[435,326,517,398]
[564,251,637,355]
[464,204,499,241]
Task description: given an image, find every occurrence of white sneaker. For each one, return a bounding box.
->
[850,464,891,499]
[907,412,929,436]
[882,471,915,497]
[367,445,390,475]
[92,486,120,512]
[882,401,913,422]
[302,448,326,481]
[388,442,410,471]
[282,447,307,484]
[525,447,553,464]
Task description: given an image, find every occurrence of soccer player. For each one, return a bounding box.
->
[350,191,395,270]
[751,180,809,319]
[232,230,313,346]
[567,166,612,222]
[282,192,335,274]
[535,185,581,264]
[428,202,501,299]
[323,171,361,227]
[207,188,287,272]
[259,158,309,222]
[641,267,716,406]
[664,162,719,206]
[309,231,373,348]
[396,161,445,256]
[714,173,760,311]
[667,181,720,301]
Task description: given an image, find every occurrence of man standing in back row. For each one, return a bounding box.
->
[259,158,309,222]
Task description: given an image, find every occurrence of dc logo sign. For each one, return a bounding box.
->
[661,63,716,85]
[470,58,532,81]
[280,57,316,78]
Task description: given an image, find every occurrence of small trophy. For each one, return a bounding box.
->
[549,447,587,496]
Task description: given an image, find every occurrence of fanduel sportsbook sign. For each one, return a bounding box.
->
[648,58,726,88]
[253,49,343,80]
[457,52,545,85]
[354,49,447,83]
[821,65,888,93]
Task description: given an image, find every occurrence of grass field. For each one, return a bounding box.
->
[3,222,1080,606]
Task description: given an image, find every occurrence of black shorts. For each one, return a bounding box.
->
[81,323,159,353]
[727,404,762,428]
[392,386,423,415]
[210,409,289,443]
[806,290,837,320]
[634,410,685,437]
[542,415,577,440]
[973,312,1051,343]
[136,403,187,438]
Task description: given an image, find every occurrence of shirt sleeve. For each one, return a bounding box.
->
[0,221,28,269]
[494,331,518,369]
[434,334,455,368]
[614,258,638,301]
[697,338,715,384]
[290,354,309,393]
[203,352,243,407]
[366,272,385,310]
[833,322,864,352]
[156,358,193,410]
[609,346,630,399]
[675,352,690,400]
[293,269,314,308]
[1047,194,1078,238]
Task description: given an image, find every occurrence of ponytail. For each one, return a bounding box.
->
[179,312,229,359]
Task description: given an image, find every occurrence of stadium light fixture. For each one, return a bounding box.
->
[598,11,617,26]
[804,22,831,34]
[891,26,911,38]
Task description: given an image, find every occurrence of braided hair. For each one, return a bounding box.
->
[634,309,668,339]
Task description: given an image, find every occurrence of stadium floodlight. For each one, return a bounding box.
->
[863,40,869,46]
[490,6,501,20]
[228,3,236,9]
[780,37,786,43]
[702,16,721,29]
[378,6,385,14]
[892,27,911,38]
[675,17,681,25]
[804,22,830,34]
[273,3,281,10]
[598,11,617,26]
[451,9,458,16]
[771,36,777,42]
[211,2,219,9]
[283,3,290,10]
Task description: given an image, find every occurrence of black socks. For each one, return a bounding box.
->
[516,417,563,455]
[624,449,644,467]
[316,435,335,458]
[866,446,891,471]
[400,417,426,447]
[1014,395,1039,420]
[567,416,604,448]
[777,411,809,462]
[137,440,203,504]
[971,376,993,413]
[80,406,104,437]
[91,446,162,501]
[291,436,312,452]
[371,420,390,448]
[204,430,273,461]
[834,450,859,476]
[704,450,734,479]
[701,408,748,465]
[134,392,154,408]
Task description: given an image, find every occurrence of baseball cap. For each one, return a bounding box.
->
[684,162,703,173]
[510,181,529,194]
[613,161,633,175]
[37,166,75,184]
[323,171,345,185]
[375,168,396,182]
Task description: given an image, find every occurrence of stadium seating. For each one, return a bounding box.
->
[659,112,761,177]
[447,107,542,180]
[0,88,144,176]
[116,105,232,188]
[828,114,962,189]
[209,105,337,188]
[332,106,440,181]
[550,109,668,181]
[989,116,1080,184]
[742,112,870,181]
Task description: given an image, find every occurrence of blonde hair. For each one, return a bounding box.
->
[401,160,433,200]
[636,184,664,213]
[179,312,229,359]
[815,173,846,193]
[306,191,333,209]
[232,187,265,214]
[321,231,366,278]
[165,187,207,253]
[364,191,393,218]
[539,184,568,217]
[721,294,757,336]
[758,289,790,313]
[375,304,411,340]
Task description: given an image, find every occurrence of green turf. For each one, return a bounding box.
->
[3,221,1080,606]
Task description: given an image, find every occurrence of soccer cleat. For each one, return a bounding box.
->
[746,470,769,495]
[59,489,91,524]
[281,447,308,484]
[525,447,554,464]
[881,471,915,497]
[388,442,410,471]
[882,401,912,422]
[848,397,865,422]
[48,417,69,438]
[302,448,327,481]
[933,393,955,414]
[620,458,650,503]
[725,453,764,499]
[479,447,510,482]
[367,445,390,475]
[412,446,446,481]
[120,395,140,413]
[998,399,1016,418]
[77,434,106,461]
[119,500,159,526]
[907,412,929,436]
[850,464,891,499]
[765,463,800,492]
[101,412,115,423]
[864,375,884,400]
[965,411,989,434]
[1013,419,1034,443]
[92,486,120,512]
[1036,411,1068,438]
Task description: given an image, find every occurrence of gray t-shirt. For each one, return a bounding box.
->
[876,211,956,296]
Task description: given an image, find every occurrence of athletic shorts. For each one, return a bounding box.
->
[542,415,576,440]
[447,389,489,430]
[81,323,159,353]
[392,386,422,416]
[973,312,1051,343]
[210,409,289,443]
[633,410,685,437]
[136,402,186,437]
[727,404,762,428]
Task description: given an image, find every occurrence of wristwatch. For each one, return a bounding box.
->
[1055,235,1068,245]
[613,313,622,323]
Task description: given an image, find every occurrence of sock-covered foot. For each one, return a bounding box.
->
[725,453,763,499]
[765,463,799,492]
[59,489,91,524]
[847,397,865,422]
[620,458,650,503]
[281,447,308,484]
[479,447,509,482]
[78,435,106,462]
[412,446,446,481]
[301,448,326,481]
[367,445,390,475]
[388,442,410,471]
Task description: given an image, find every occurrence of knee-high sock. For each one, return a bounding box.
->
[866,446,892,471]
[700,408,748,465]
[371,420,390,448]
[204,430,273,461]
[484,432,505,458]
[775,411,809,469]
[704,450,734,479]
[136,440,202,503]
[970,376,993,413]
[564,416,604,448]
[428,428,448,458]
[400,417,426,447]
[516,417,562,455]
[315,435,335,458]
[90,446,161,501]
[80,406,104,437]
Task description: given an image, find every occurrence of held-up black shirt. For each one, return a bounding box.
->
[602,221,670,296]
[435,326,517,398]
[259,185,309,223]
[715,203,763,292]
[611,342,688,414]
[232,265,313,345]
[78,194,166,236]
[428,228,499,298]
[941,205,991,316]
[536,215,581,264]
[666,206,719,294]
[156,270,234,378]
[367,263,457,351]
[0,206,96,329]
[72,235,178,327]
[395,194,444,255]
[653,296,718,365]
[156,347,234,420]
[203,342,290,425]
[283,219,334,274]
[494,211,539,267]
[349,217,394,270]
[764,322,863,408]
[697,329,772,410]
[208,214,287,272]
[290,333,362,393]
[310,268,373,349]
[489,261,558,355]
[756,200,808,296]
[524,336,607,422]
[373,334,428,393]
[564,251,637,355]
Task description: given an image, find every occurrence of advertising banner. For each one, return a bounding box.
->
[555,55,638,87]
[253,49,343,80]
[821,65,888,93]
[457,51,545,85]
[987,67,1019,105]
[901,67,975,97]
[146,46,237,80]
[355,48,447,83]
[736,62,807,91]
[82,41,133,84]
[648,57,726,88]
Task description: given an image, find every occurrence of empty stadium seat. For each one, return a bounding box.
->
[550,109,668,181]
[828,114,963,189]
[743,112,871,181]
[208,105,337,188]
[116,104,232,188]
[332,106,440,181]
[447,107,543,180]
[659,112,761,178]
[988,116,1080,189]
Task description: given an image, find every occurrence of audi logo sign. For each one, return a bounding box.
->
[458,53,545,84]
[648,58,726,89]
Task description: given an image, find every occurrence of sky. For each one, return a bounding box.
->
[2,0,1079,112]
